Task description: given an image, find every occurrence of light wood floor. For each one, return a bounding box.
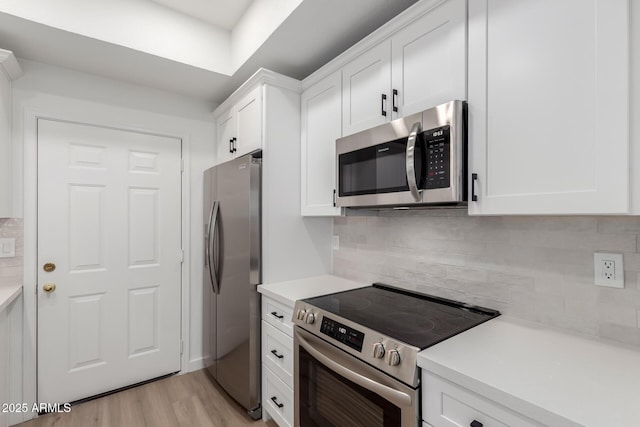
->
[17,369,278,427]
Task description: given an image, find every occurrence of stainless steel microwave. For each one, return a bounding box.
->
[336,100,467,208]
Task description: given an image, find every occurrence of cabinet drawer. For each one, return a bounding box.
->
[263,366,294,427]
[262,321,293,388]
[262,297,293,336]
[422,371,542,427]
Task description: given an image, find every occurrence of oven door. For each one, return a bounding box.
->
[294,327,419,427]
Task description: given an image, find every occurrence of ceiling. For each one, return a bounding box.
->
[150,0,254,30]
[0,0,418,105]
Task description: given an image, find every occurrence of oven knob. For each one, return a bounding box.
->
[296,309,306,321]
[372,343,385,359]
[304,311,316,324]
[386,349,401,366]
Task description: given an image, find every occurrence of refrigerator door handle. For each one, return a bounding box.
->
[206,201,220,294]
[211,201,221,294]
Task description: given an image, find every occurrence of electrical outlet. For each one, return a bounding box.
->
[332,235,340,250]
[594,252,624,288]
[0,238,15,258]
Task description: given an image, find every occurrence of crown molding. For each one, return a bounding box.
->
[0,49,23,80]
[213,68,301,117]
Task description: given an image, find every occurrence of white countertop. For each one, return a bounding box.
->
[258,274,368,307]
[418,316,640,427]
[0,283,22,313]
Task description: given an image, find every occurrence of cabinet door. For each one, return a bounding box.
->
[342,41,392,136]
[301,71,342,216]
[235,85,263,157]
[216,106,235,165]
[468,0,629,215]
[391,0,466,119]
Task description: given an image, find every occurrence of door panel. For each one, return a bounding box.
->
[37,119,182,404]
[391,0,466,118]
[468,0,629,214]
[235,86,263,157]
[342,41,392,136]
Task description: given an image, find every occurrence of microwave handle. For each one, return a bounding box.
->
[406,122,422,202]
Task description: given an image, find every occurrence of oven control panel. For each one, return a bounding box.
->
[320,317,365,352]
[293,302,420,388]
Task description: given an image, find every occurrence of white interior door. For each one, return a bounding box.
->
[37,119,182,404]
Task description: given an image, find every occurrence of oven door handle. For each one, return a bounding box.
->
[406,121,422,202]
[297,332,412,408]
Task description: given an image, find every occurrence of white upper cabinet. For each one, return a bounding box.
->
[0,50,22,218]
[342,0,466,136]
[468,0,630,215]
[342,42,392,136]
[235,86,263,156]
[215,85,262,164]
[391,0,466,118]
[215,106,235,165]
[301,71,343,216]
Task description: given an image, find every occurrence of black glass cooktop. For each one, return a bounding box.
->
[302,283,500,350]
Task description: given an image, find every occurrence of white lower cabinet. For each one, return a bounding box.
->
[422,371,543,427]
[263,366,294,427]
[262,296,294,427]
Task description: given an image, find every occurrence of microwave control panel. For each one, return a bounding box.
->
[424,125,450,189]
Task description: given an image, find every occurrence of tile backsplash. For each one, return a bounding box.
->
[0,218,23,285]
[333,209,640,348]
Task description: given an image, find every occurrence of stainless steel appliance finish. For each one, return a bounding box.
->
[336,100,467,208]
[292,284,499,427]
[203,151,262,419]
[294,327,419,427]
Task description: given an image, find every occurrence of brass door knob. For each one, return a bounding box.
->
[43,262,56,272]
[42,283,56,293]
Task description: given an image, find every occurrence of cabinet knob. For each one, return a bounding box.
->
[470,420,483,427]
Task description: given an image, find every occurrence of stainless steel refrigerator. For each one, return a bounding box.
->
[203,151,262,419]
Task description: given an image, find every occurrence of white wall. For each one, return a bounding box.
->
[0,0,231,74]
[11,59,216,421]
[231,0,303,70]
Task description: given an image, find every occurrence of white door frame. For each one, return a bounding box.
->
[20,99,192,420]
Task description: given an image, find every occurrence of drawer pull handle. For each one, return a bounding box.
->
[470,421,483,427]
[270,349,284,359]
[270,396,284,408]
[271,311,284,319]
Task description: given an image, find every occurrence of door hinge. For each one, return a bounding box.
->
[180,340,184,355]
[179,249,184,263]
[333,189,337,207]
[180,159,184,172]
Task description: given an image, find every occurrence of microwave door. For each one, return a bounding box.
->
[337,135,424,207]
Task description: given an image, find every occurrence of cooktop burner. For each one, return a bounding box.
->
[302,283,499,350]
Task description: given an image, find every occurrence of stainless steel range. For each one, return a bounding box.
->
[292,283,499,427]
